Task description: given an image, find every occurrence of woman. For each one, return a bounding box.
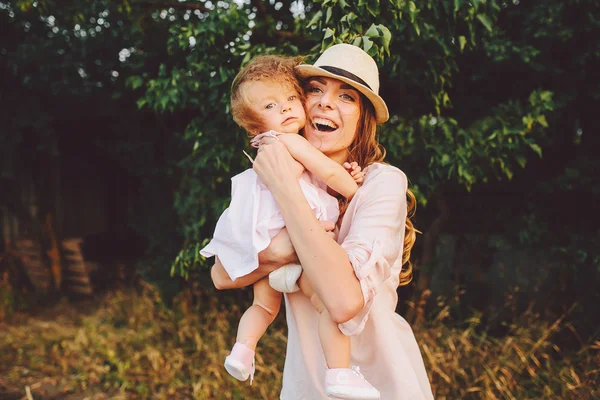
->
[212,43,434,399]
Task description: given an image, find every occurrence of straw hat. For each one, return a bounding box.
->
[295,43,389,124]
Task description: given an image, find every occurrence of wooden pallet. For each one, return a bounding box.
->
[62,238,93,296]
[14,238,51,294]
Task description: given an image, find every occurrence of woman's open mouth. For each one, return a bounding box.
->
[311,117,338,132]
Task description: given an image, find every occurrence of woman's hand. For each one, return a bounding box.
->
[258,227,298,266]
[253,140,305,195]
[298,273,325,314]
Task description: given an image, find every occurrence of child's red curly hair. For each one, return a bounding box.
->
[230,55,305,135]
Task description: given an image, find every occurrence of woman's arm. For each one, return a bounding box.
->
[276,134,358,200]
[253,141,364,323]
[211,257,271,290]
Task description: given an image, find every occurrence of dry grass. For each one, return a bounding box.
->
[0,282,598,399]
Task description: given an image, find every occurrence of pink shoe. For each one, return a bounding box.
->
[224,342,255,384]
[325,366,380,400]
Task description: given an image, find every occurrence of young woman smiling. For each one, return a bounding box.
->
[212,44,434,399]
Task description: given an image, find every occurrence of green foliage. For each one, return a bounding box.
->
[383,89,553,198]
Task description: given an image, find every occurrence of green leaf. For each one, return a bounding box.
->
[459,36,467,52]
[412,21,420,36]
[529,143,542,158]
[454,0,462,13]
[536,115,548,127]
[128,76,144,90]
[307,10,323,28]
[159,96,169,111]
[379,24,392,55]
[476,14,493,32]
[441,154,451,166]
[324,27,335,40]
[362,36,373,53]
[365,24,380,38]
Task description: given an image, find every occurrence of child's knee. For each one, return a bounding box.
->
[255,298,280,317]
[253,291,282,317]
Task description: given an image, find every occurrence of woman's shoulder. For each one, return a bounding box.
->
[363,162,408,187]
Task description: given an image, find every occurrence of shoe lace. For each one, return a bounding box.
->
[350,365,366,380]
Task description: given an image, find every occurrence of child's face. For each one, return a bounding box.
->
[241,80,306,135]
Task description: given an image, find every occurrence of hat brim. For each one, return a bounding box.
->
[295,64,389,124]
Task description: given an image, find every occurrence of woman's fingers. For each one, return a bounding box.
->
[318,220,337,240]
[319,220,336,232]
[310,293,326,313]
[298,275,325,313]
[263,227,298,265]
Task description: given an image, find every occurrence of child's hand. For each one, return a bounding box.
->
[258,135,278,146]
[343,161,365,185]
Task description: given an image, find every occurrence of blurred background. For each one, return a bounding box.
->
[1,0,599,398]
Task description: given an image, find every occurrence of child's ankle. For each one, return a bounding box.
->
[236,340,256,351]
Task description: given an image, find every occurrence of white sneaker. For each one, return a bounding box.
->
[325,366,380,400]
[268,263,302,293]
[224,342,255,385]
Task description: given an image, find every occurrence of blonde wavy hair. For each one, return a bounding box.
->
[342,97,417,287]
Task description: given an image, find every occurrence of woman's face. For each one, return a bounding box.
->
[303,77,362,164]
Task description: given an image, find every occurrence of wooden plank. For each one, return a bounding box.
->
[61,238,93,296]
[14,238,51,294]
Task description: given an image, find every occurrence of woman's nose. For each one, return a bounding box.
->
[318,92,334,110]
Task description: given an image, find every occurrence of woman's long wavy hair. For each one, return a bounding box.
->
[343,98,417,287]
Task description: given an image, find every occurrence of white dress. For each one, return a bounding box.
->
[200,168,339,280]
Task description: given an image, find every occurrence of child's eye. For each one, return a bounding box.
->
[265,103,275,109]
[288,95,297,101]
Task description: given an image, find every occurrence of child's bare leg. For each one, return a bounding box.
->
[319,308,350,368]
[236,276,282,350]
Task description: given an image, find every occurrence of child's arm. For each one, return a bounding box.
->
[275,134,358,199]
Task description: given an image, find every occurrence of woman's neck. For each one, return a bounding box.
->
[325,149,349,165]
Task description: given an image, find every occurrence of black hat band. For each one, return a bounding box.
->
[319,66,373,91]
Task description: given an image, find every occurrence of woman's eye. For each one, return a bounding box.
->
[341,93,355,101]
[265,103,275,109]
[307,86,321,93]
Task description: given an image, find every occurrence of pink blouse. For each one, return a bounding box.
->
[280,163,434,400]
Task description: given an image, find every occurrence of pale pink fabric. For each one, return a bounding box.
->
[280,163,434,400]
[200,169,339,281]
